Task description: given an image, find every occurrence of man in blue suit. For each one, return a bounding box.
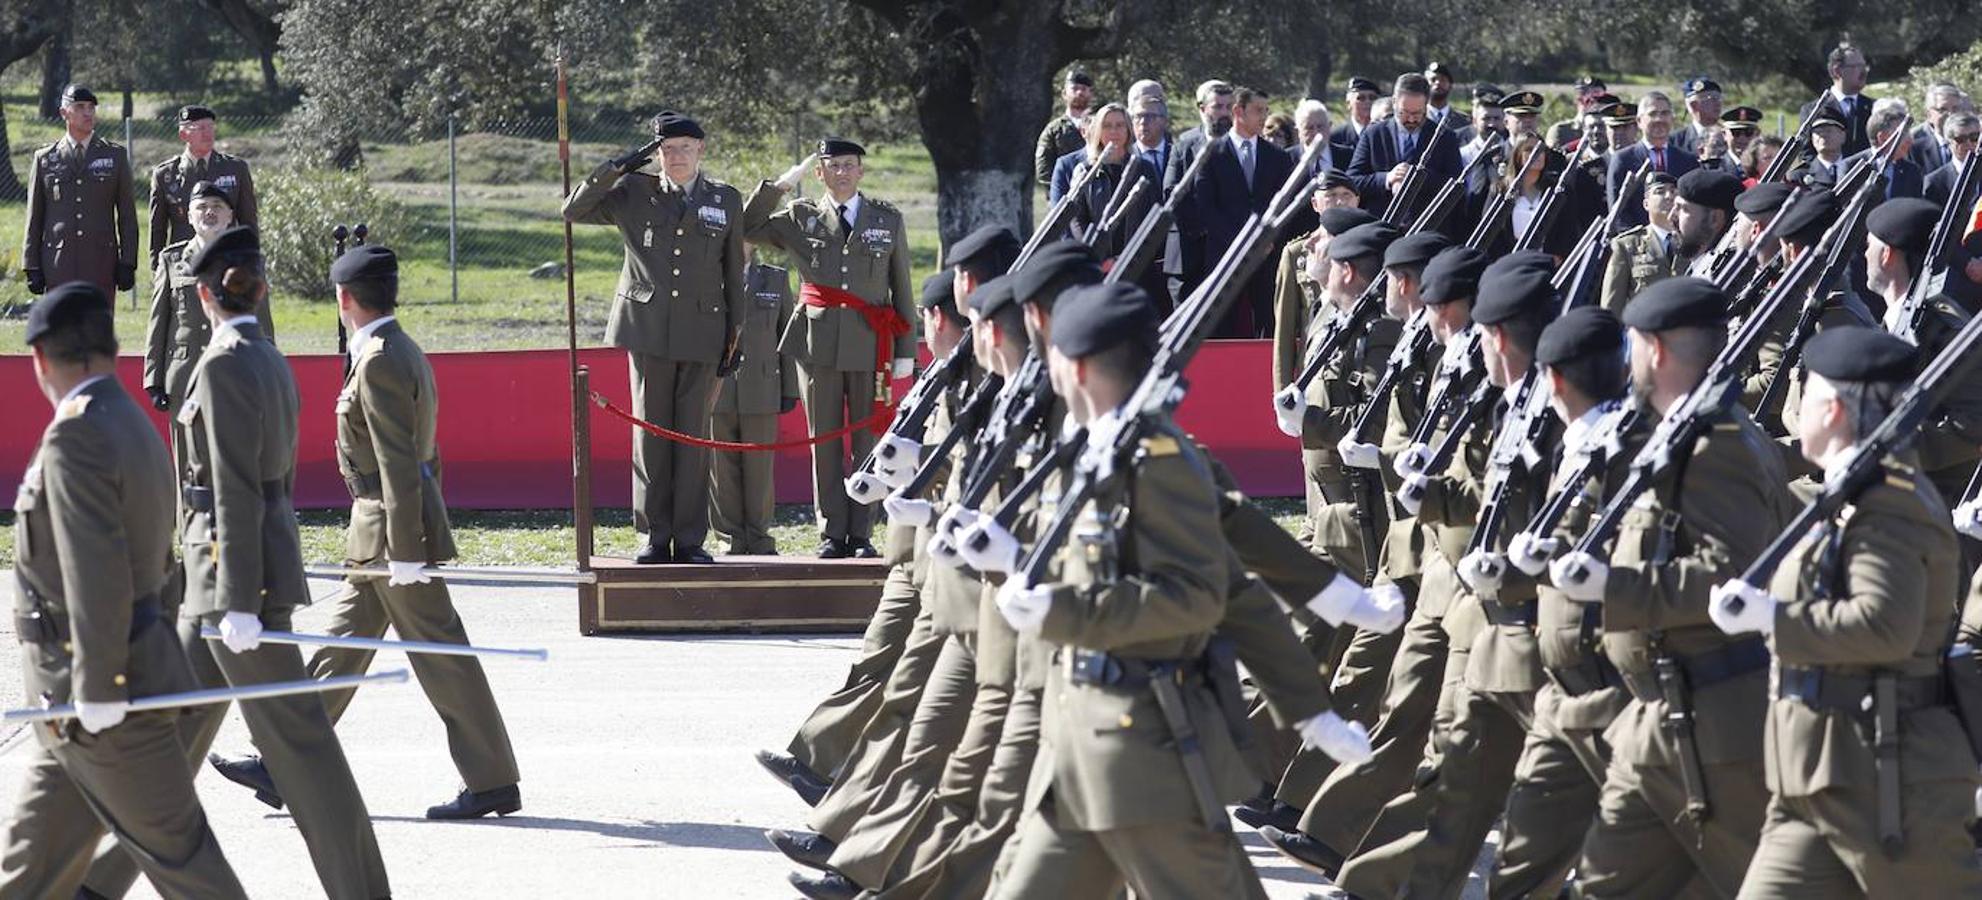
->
[1606,90,1698,232]
[1177,85,1294,337]
[1347,73,1462,219]
[1845,98,1926,201]
[1799,43,1877,157]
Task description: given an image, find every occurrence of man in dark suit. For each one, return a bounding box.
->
[1927,113,1982,311]
[1607,90,1699,232]
[1162,80,1234,303]
[1132,98,1173,183]
[1911,82,1965,174]
[1331,77,1379,172]
[1800,43,1876,156]
[1845,98,1926,201]
[1348,73,1463,218]
[1177,85,1294,337]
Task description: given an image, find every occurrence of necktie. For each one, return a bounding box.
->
[1400,129,1416,161]
[838,204,853,239]
[1239,139,1255,186]
[1653,147,1665,172]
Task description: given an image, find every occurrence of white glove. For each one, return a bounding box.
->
[883,493,935,527]
[1297,710,1373,765]
[1337,438,1382,470]
[845,471,888,506]
[875,433,923,474]
[1457,550,1504,597]
[1361,582,1408,633]
[958,518,1021,574]
[1273,386,1306,439]
[775,153,817,192]
[1395,472,1428,516]
[874,459,917,490]
[927,534,965,569]
[1306,573,1405,633]
[1549,551,1607,603]
[1975,786,1982,819]
[1508,531,1558,576]
[388,560,432,586]
[218,610,263,653]
[996,580,1053,634]
[1709,580,1778,636]
[1394,442,1432,479]
[73,700,126,734]
[935,506,978,542]
[892,358,915,380]
[1954,499,1982,541]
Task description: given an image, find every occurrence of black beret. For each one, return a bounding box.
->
[1420,246,1491,306]
[1645,171,1678,189]
[1472,84,1506,106]
[1328,222,1402,263]
[1473,252,1558,324]
[1622,276,1728,331]
[1066,69,1094,88]
[921,268,956,311]
[949,225,1020,272]
[60,84,95,106]
[1319,207,1377,236]
[819,137,865,158]
[1318,169,1356,192]
[1051,282,1158,358]
[1734,181,1794,216]
[1537,306,1625,366]
[1502,91,1545,115]
[1683,77,1722,97]
[1425,62,1453,78]
[1575,76,1607,91]
[24,281,110,346]
[189,179,233,208]
[1804,326,1916,384]
[186,225,261,277]
[330,244,399,285]
[651,110,705,140]
[1865,197,1939,256]
[1676,169,1743,212]
[1722,106,1764,131]
[1775,190,1840,245]
[1011,241,1100,307]
[968,273,1018,320]
[1347,77,1379,94]
[178,105,215,124]
[1383,231,1451,271]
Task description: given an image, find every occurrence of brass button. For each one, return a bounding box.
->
[840,265,848,273]
[841,282,849,289]
[260,588,269,597]
[113,674,127,686]
[670,290,680,298]
[675,228,684,236]
[671,268,680,277]
[61,641,72,653]
[1118,714,1134,728]
[672,248,681,256]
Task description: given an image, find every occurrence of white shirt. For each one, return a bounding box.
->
[1830,87,1861,113]
[1511,192,1543,240]
[1649,224,1676,257]
[1561,402,1612,458]
[349,315,396,360]
[829,192,863,228]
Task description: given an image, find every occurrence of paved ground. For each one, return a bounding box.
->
[0,576,1463,899]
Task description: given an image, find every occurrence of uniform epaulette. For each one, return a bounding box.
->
[160,237,193,259]
[57,393,92,421]
[1139,434,1181,457]
[1612,224,1647,239]
[152,157,175,172]
[703,176,732,190]
[866,197,899,214]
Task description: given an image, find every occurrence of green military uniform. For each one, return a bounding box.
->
[22,133,138,294]
[1035,114,1085,188]
[742,184,916,549]
[783,524,923,779]
[1741,464,1982,897]
[0,376,248,900]
[710,263,798,554]
[1599,224,1685,314]
[307,317,521,795]
[144,237,274,433]
[148,151,256,269]
[563,162,745,554]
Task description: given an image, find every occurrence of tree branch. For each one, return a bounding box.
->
[840,0,918,30]
[1060,0,1157,59]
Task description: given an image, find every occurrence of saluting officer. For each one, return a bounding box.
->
[0,283,248,900]
[148,105,257,270]
[563,111,745,565]
[144,181,271,421]
[709,256,799,556]
[743,138,917,559]
[21,84,138,297]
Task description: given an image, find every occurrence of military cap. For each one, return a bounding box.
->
[1722,106,1764,132]
[1051,282,1158,358]
[1319,207,1377,237]
[1810,112,1846,132]
[178,105,215,124]
[1420,246,1491,306]
[1347,76,1379,94]
[1502,91,1545,115]
[1589,93,1622,110]
[189,179,234,208]
[187,225,261,277]
[1538,306,1624,366]
[1646,171,1678,189]
[1682,77,1722,97]
[60,84,96,106]
[1575,76,1608,92]
[819,137,865,158]
[1775,189,1841,245]
[921,268,957,311]
[1676,169,1743,212]
[651,110,705,140]
[1734,181,1794,216]
[1425,62,1453,79]
[1805,326,1916,383]
[1328,222,1403,263]
[967,273,1018,320]
[1318,169,1356,193]
[330,243,399,285]
[1384,231,1452,271]
[1622,276,1728,331]
[1603,102,1638,125]
[1012,240,1100,306]
[1472,84,1506,107]
[1865,197,1939,255]
[24,281,110,346]
[1473,252,1557,323]
[1066,69,1095,88]
[949,224,1020,272]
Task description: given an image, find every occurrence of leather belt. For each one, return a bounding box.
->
[1546,654,1626,697]
[17,595,162,646]
[1777,665,1947,714]
[1062,648,1204,689]
[1624,637,1770,703]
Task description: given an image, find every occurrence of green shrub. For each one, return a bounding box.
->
[257,166,410,300]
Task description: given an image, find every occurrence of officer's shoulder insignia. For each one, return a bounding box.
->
[867,198,901,219]
[162,237,192,256]
[1138,435,1181,457]
[152,157,175,173]
[1614,224,1647,239]
[56,393,92,421]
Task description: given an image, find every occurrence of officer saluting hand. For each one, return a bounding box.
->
[21,85,138,298]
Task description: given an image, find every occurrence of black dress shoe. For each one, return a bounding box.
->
[425,784,521,820]
[1233,798,1303,833]
[788,869,858,900]
[818,536,851,559]
[1260,824,1345,878]
[634,542,670,565]
[846,538,879,559]
[208,753,283,810]
[673,545,715,564]
[753,749,832,805]
[766,828,838,871]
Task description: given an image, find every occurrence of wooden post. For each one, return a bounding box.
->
[557,45,598,635]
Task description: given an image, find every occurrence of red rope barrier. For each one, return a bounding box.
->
[590,391,894,452]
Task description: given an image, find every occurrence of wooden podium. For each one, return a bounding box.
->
[579,555,885,634]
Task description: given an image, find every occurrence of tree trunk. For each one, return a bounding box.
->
[1305,47,1334,102]
[0,104,25,200]
[258,47,279,95]
[37,22,70,119]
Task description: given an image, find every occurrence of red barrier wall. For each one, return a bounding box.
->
[0,341,1299,510]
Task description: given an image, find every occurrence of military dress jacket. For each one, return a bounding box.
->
[337,319,457,565]
[1599,224,1686,314]
[148,150,257,267]
[23,134,138,288]
[144,237,275,410]
[714,263,799,416]
[741,185,916,372]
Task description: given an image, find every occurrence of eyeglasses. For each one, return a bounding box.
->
[1954,133,1980,145]
[821,161,863,175]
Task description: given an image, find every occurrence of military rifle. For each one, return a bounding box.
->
[1889,149,1980,345]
